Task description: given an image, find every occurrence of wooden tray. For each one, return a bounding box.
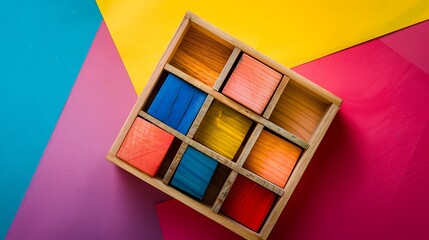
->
[107,12,342,239]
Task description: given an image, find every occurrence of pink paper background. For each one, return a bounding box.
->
[7,18,429,239]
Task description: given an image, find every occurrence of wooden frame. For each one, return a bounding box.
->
[107,12,342,240]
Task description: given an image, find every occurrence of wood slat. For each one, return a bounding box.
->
[262,75,290,118]
[213,47,241,91]
[212,171,238,213]
[162,142,189,184]
[186,95,214,138]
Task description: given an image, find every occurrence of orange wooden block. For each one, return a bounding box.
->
[243,130,302,187]
[117,117,175,176]
[222,54,282,114]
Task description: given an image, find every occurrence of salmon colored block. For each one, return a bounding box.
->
[193,101,252,160]
[222,54,282,114]
[220,175,277,232]
[243,130,302,188]
[117,117,174,176]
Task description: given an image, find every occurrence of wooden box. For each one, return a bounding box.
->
[107,12,342,239]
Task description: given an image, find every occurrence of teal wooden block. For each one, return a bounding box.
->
[171,147,218,199]
[147,73,207,135]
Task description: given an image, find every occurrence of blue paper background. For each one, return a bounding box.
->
[0,1,101,237]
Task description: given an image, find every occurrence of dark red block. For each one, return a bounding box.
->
[220,175,277,232]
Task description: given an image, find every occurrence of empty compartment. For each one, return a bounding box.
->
[171,147,218,200]
[222,53,282,114]
[116,117,175,176]
[193,100,253,160]
[202,164,232,206]
[269,81,329,141]
[146,73,207,135]
[220,175,277,232]
[156,138,183,179]
[243,129,302,188]
[169,24,234,87]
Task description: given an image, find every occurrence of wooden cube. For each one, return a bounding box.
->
[147,73,207,135]
[243,130,302,187]
[171,147,218,199]
[116,118,174,176]
[222,54,282,114]
[220,175,277,232]
[193,100,252,160]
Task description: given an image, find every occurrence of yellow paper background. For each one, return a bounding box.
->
[96,0,429,94]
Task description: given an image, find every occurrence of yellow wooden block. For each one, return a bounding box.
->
[193,100,252,160]
[96,0,429,94]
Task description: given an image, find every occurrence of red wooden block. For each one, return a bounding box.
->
[117,117,175,176]
[220,175,277,232]
[222,54,282,114]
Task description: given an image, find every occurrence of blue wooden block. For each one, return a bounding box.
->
[171,147,218,199]
[147,73,207,135]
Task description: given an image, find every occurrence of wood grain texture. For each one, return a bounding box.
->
[193,100,252,160]
[243,130,302,188]
[222,53,282,114]
[213,47,241,91]
[169,24,233,87]
[269,81,329,141]
[147,73,207,135]
[171,147,218,200]
[116,117,174,176]
[220,175,277,232]
[262,75,290,118]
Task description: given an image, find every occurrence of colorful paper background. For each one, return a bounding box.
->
[2,1,429,239]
